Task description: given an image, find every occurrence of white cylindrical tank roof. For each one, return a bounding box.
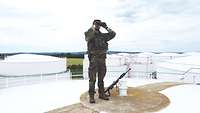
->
[5,54,62,62]
[155,53,185,57]
[0,54,66,76]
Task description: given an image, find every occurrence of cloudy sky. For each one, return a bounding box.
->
[0,0,200,53]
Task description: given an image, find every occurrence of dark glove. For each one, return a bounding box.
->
[101,22,108,29]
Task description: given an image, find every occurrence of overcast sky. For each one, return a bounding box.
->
[0,0,200,53]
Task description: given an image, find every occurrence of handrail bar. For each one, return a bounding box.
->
[182,68,200,75]
[180,68,200,80]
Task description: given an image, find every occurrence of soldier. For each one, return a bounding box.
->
[84,19,116,103]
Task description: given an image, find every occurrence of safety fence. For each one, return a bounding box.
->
[83,69,200,84]
[156,66,200,83]
[1,69,200,89]
[0,71,70,89]
[82,70,158,80]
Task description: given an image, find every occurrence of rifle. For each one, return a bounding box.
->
[104,68,131,96]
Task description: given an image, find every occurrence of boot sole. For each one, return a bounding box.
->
[99,97,109,100]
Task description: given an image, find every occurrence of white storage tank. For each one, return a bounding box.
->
[0,54,66,76]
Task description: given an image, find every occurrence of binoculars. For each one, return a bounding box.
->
[93,20,107,28]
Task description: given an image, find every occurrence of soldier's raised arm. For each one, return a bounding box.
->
[101,22,116,41]
[102,27,116,41]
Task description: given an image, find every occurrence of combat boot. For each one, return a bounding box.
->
[89,81,96,103]
[98,82,109,100]
[89,94,95,103]
[99,93,109,100]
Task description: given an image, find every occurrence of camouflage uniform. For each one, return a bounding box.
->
[85,27,116,102]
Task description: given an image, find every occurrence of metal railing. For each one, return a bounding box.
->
[0,71,70,89]
[182,68,200,75]
[180,68,200,84]
[83,70,155,79]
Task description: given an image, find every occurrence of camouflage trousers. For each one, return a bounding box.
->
[88,53,107,96]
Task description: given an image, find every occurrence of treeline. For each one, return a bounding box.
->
[37,52,85,58]
[0,52,86,59]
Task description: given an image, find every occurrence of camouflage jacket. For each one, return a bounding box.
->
[84,27,116,54]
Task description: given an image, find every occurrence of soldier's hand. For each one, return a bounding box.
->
[101,22,108,29]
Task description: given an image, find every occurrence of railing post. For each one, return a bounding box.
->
[56,74,58,81]
[69,70,72,79]
[193,76,196,84]
[40,73,43,82]
[6,78,8,88]
[23,76,26,85]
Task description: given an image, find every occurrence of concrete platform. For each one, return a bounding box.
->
[80,87,170,113]
[46,82,185,113]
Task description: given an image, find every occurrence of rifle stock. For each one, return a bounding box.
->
[104,68,131,96]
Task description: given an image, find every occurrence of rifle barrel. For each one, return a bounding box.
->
[104,68,131,95]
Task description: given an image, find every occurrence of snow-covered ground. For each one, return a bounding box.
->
[0,80,88,113]
[0,79,200,113]
[157,84,200,113]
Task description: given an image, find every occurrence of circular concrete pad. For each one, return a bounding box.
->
[80,87,170,113]
[46,82,185,113]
